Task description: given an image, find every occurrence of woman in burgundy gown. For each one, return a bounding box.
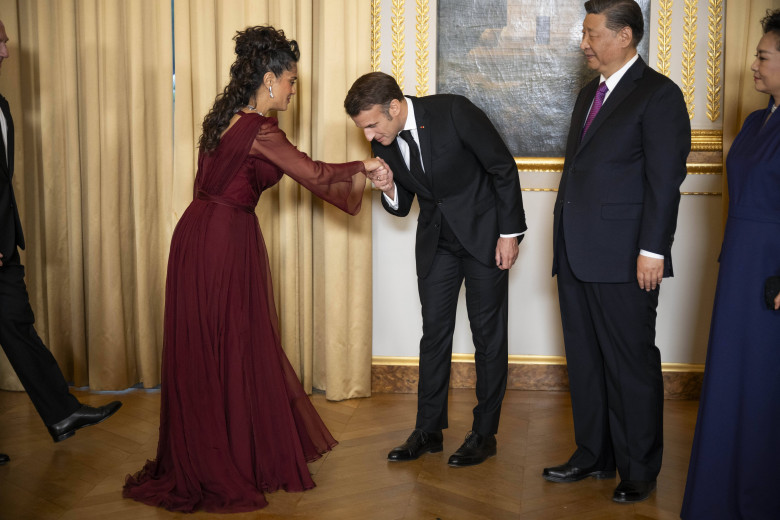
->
[123,26,386,513]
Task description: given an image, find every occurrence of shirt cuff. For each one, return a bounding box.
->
[500,232,525,238]
[382,184,399,209]
[639,249,664,259]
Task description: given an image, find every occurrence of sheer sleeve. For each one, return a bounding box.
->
[251,118,366,215]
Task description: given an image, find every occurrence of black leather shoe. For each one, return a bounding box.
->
[613,480,656,503]
[47,401,123,443]
[542,462,616,483]
[447,431,496,467]
[0,453,9,465]
[387,429,443,461]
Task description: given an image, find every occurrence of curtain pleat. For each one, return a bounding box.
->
[1,0,372,399]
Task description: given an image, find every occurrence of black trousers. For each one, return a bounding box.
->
[415,235,509,436]
[0,249,80,426]
[556,232,664,481]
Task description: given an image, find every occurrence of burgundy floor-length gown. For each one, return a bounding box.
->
[123,112,365,513]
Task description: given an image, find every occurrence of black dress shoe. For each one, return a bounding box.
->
[0,453,9,465]
[47,401,123,443]
[542,462,616,483]
[387,429,443,461]
[613,480,656,503]
[447,431,496,467]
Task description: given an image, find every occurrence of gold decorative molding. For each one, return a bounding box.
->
[415,0,430,97]
[391,0,405,91]
[515,157,563,172]
[372,355,703,372]
[370,0,381,72]
[681,191,722,196]
[687,163,721,174]
[691,129,722,151]
[706,0,723,122]
[657,0,673,76]
[682,0,698,119]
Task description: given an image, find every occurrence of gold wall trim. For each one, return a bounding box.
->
[391,0,405,90]
[515,157,563,172]
[691,129,722,151]
[657,0,673,77]
[706,0,724,122]
[682,0,698,119]
[681,191,722,196]
[687,163,721,174]
[370,0,381,72]
[372,355,704,372]
[415,0,430,97]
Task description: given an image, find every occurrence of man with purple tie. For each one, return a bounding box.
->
[544,0,690,504]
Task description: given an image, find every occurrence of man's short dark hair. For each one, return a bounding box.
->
[761,8,780,50]
[344,72,405,117]
[584,0,644,47]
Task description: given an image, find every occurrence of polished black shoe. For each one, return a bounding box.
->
[387,429,443,461]
[542,462,616,483]
[613,480,656,503]
[447,431,496,467]
[47,401,123,443]
[0,453,9,465]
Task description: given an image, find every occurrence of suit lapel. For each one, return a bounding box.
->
[0,95,10,179]
[392,96,432,196]
[577,57,646,152]
[412,98,433,176]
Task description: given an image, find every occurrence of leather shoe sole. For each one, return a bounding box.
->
[542,463,616,483]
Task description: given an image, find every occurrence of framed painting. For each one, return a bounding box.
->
[436,0,651,157]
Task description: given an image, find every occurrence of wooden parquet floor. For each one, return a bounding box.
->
[0,388,698,519]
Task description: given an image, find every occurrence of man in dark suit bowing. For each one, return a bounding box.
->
[345,72,526,467]
[544,0,690,503]
[0,18,121,466]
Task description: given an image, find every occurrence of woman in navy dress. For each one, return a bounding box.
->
[681,9,780,520]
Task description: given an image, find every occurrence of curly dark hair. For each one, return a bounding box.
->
[198,26,300,152]
[761,8,780,49]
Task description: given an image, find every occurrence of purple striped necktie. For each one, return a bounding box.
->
[582,81,608,137]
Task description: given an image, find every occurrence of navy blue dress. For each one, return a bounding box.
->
[681,100,780,519]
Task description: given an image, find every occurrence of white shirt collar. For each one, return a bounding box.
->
[401,96,418,134]
[601,53,639,98]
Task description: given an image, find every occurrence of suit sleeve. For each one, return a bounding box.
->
[450,97,526,235]
[639,81,691,255]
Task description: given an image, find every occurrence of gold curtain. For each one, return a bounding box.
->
[0,0,172,390]
[1,0,373,400]
[723,0,780,210]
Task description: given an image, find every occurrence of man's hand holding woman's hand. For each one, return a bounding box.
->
[364,157,395,199]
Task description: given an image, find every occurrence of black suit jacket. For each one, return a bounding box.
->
[553,57,690,283]
[0,93,23,259]
[372,95,526,277]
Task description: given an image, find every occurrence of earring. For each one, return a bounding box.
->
[268,86,274,99]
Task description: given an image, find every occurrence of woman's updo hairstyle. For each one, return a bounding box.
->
[199,26,300,152]
[761,9,780,46]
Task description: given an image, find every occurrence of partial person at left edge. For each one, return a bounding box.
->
[0,17,122,466]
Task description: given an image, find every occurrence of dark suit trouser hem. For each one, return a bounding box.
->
[0,250,81,426]
[415,246,508,436]
[556,237,664,481]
